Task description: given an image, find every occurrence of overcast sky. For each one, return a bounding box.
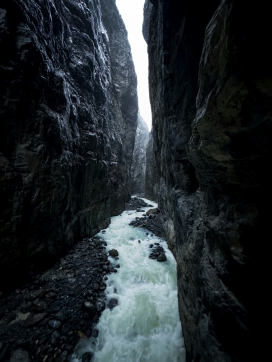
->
[116,0,152,130]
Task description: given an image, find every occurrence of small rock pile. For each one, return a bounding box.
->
[129,207,165,238]
[125,197,152,211]
[148,243,167,262]
[0,237,117,362]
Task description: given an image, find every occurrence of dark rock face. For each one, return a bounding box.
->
[145,0,271,361]
[100,0,138,212]
[145,129,159,201]
[142,0,153,43]
[0,0,138,291]
[131,115,149,195]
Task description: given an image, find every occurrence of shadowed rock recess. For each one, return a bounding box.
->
[0,0,138,291]
[144,0,271,361]
[131,114,149,196]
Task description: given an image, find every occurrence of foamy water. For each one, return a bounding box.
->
[71,198,185,362]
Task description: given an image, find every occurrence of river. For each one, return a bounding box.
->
[71,198,185,362]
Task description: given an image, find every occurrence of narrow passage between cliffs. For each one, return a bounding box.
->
[71,197,185,362]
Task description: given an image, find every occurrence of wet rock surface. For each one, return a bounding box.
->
[145,129,159,202]
[0,0,138,292]
[149,243,167,262]
[125,196,153,211]
[131,115,149,196]
[128,204,165,238]
[145,0,271,360]
[0,238,114,362]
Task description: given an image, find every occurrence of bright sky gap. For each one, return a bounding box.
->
[116,0,152,131]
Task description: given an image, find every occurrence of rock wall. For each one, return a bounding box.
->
[144,129,158,201]
[100,0,138,212]
[131,114,149,196]
[0,0,138,291]
[145,0,271,361]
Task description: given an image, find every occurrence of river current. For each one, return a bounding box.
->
[71,198,185,362]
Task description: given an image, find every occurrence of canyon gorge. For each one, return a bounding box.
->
[0,0,138,290]
[1,0,271,361]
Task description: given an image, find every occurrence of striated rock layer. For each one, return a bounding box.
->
[131,114,149,196]
[145,0,271,361]
[0,0,138,291]
[145,129,158,202]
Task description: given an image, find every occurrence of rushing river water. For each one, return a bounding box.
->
[71,198,185,362]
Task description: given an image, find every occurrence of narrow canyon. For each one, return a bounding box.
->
[0,0,271,361]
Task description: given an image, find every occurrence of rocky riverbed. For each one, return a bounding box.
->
[70,196,184,362]
[0,197,168,362]
[0,197,163,362]
[126,197,165,238]
[0,237,116,362]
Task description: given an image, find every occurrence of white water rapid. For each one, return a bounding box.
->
[71,198,185,362]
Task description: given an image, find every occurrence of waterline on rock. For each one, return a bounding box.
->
[71,198,185,362]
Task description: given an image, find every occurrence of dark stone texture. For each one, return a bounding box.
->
[10,349,30,362]
[142,0,153,43]
[100,0,138,214]
[145,0,271,361]
[131,115,149,196]
[0,237,111,362]
[0,0,138,291]
[129,204,165,238]
[145,129,159,201]
[82,351,93,362]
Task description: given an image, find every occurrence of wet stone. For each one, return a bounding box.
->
[21,302,32,313]
[25,313,47,326]
[83,302,97,317]
[55,312,63,321]
[50,331,60,345]
[32,300,47,312]
[0,236,110,361]
[48,320,62,329]
[107,298,118,310]
[136,208,145,212]
[92,329,99,338]
[109,249,119,257]
[93,283,100,291]
[100,283,106,290]
[10,349,30,362]
[82,351,93,362]
[96,301,105,312]
[45,292,57,298]
[157,252,167,262]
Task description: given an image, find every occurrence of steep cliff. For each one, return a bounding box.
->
[145,129,158,201]
[100,0,138,211]
[145,0,271,361]
[131,114,149,195]
[0,0,138,291]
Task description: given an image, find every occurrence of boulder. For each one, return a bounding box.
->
[82,351,93,362]
[157,253,167,262]
[83,302,97,317]
[109,249,119,257]
[146,208,158,215]
[10,349,30,362]
[107,298,118,310]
